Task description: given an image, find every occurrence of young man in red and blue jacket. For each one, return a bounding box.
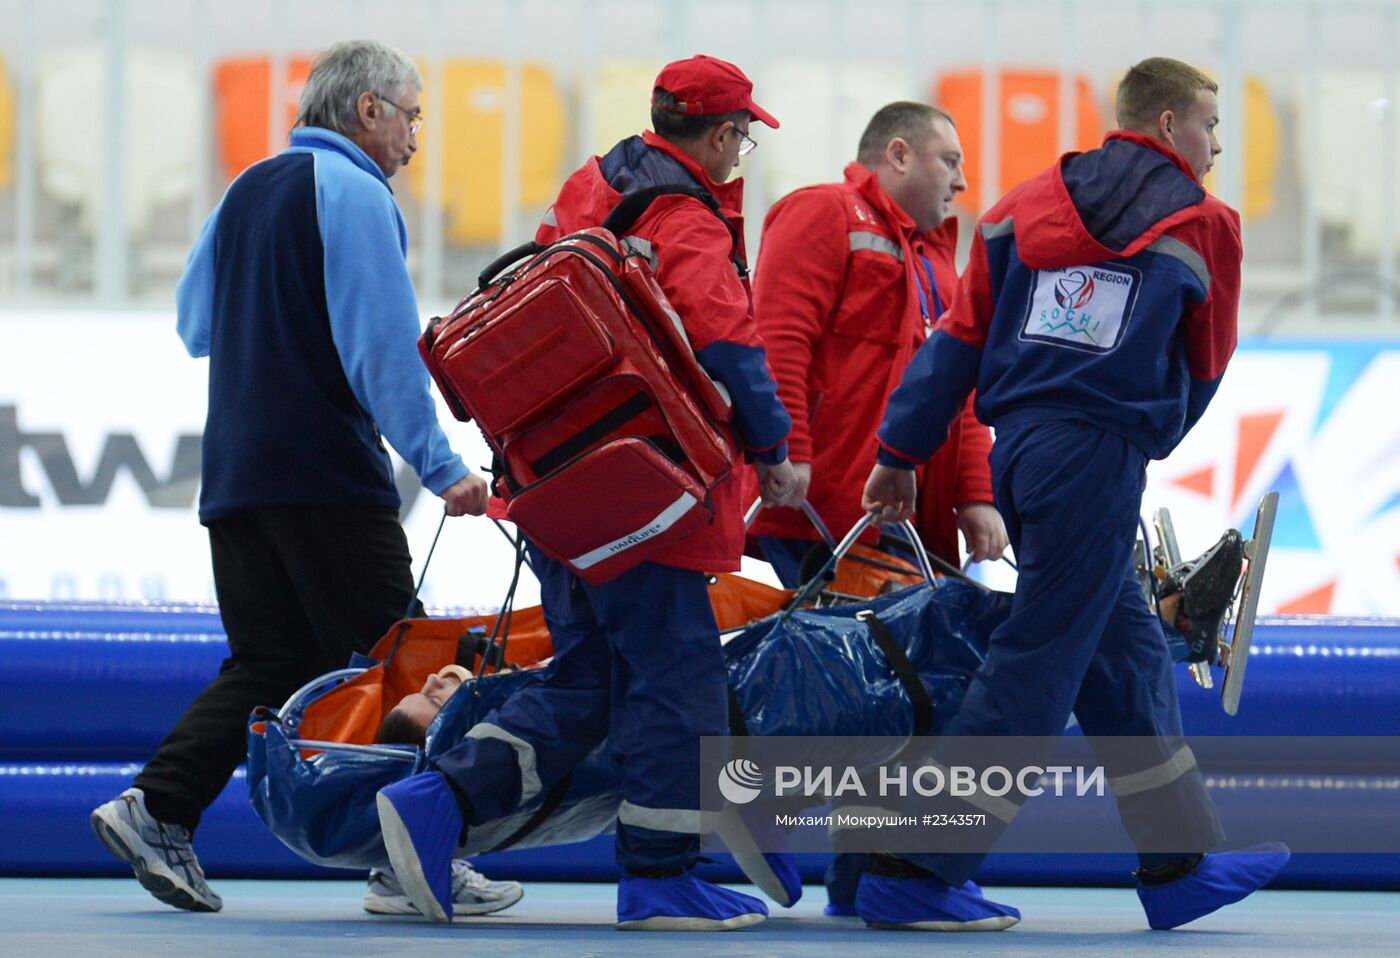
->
[376,55,799,931]
[860,57,1289,932]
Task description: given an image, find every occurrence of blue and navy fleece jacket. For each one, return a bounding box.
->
[177,128,467,523]
[878,131,1242,467]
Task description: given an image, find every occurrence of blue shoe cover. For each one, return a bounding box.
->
[1138,843,1290,930]
[825,855,980,916]
[616,874,768,931]
[376,772,462,923]
[855,873,1020,931]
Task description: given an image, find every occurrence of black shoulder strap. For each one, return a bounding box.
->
[602,185,748,279]
[602,184,716,234]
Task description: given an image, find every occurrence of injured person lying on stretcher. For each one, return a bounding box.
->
[247,516,1256,928]
[372,528,1244,751]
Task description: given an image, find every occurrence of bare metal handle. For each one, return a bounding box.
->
[785,515,939,611]
[283,739,420,762]
[880,519,939,587]
[743,497,837,550]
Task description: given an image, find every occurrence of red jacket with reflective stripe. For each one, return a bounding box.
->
[535,131,791,573]
[748,163,993,561]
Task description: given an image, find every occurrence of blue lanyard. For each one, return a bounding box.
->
[914,254,943,325]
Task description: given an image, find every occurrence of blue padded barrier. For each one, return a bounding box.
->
[1173,616,1400,736]
[479,779,1400,891]
[0,631,227,759]
[0,601,470,760]
[7,607,1400,760]
[2,602,1398,890]
[6,762,1397,889]
[0,763,342,878]
[0,600,224,634]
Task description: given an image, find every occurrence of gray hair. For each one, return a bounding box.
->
[296,40,422,136]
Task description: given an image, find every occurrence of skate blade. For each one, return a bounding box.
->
[1153,507,1183,568]
[1156,507,1216,690]
[715,805,798,907]
[1221,491,1278,715]
[1189,661,1214,690]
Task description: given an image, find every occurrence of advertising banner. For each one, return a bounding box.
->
[2,311,1397,614]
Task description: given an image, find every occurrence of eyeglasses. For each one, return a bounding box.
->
[734,127,757,156]
[377,93,424,135]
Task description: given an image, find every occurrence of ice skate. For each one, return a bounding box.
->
[1147,492,1278,714]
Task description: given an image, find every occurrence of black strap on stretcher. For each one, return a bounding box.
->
[488,773,575,852]
[858,610,935,737]
[726,610,934,738]
[727,687,750,737]
[456,628,506,673]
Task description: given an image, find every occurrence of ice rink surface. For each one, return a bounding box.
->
[2,879,1396,957]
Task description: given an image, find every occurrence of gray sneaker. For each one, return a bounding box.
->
[90,787,223,912]
[364,860,524,916]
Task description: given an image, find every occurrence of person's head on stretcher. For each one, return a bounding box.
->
[376,662,525,747]
[376,663,472,747]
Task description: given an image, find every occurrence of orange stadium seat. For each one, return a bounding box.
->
[213,56,314,180]
[403,59,567,245]
[0,56,15,189]
[934,69,1104,212]
[1202,76,1280,220]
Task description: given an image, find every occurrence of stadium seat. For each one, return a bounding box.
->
[212,56,314,180]
[0,55,16,190]
[1203,76,1281,221]
[1306,71,1399,257]
[402,59,567,245]
[934,68,1104,212]
[35,44,199,236]
[585,58,661,158]
[763,59,911,201]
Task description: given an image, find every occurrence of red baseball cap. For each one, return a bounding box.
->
[652,54,779,129]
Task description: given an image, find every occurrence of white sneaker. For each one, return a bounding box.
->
[90,787,223,912]
[364,859,524,916]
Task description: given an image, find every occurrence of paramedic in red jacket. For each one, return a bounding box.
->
[748,101,1007,915]
[749,102,1006,593]
[376,55,799,931]
[860,58,1289,932]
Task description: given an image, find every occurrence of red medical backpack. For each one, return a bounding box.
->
[420,188,738,584]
